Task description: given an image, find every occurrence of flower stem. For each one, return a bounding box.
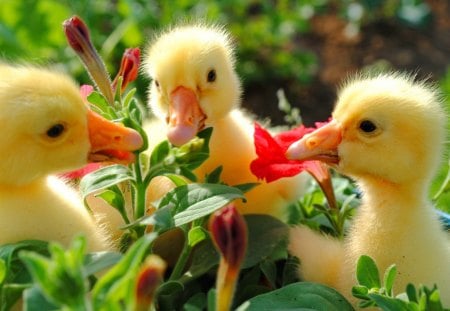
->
[169,233,191,281]
[133,156,147,237]
[216,260,239,311]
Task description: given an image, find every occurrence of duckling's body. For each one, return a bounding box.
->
[0,64,142,251]
[0,177,109,251]
[287,73,450,306]
[143,25,307,219]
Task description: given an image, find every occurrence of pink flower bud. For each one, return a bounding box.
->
[112,48,141,93]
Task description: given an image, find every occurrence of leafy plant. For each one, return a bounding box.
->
[353,255,448,310]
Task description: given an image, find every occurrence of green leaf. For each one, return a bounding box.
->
[158,183,245,227]
[356,255,381,289]
[156,280,184,311]
[233,183,260,193]
[183,292,207,311]
[80,164,133,199]
[383,264,397,296]
[0,259,5,284]
[207,288,216,311]
[88,91,115,118]
[242,215,289,269]
[235,282,354,311]
[84,252,122,276]
[352,285,370,300]
[179,239,220,283]
[368,293,411,310]
[95,186,128,223]
[22,285,58,311]
[259,260,277,288]
[187,227,208,248]
[176,127,213,170]
[204,166,223,184]
[92,233,157,308]
[0,240,49,309]
[19,237,89,308]
[164,174,189,187]
[406,283,418,303]
[150,141,171,167]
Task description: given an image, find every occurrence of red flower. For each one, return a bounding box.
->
[250,121,337,209]
[61,163,102,180]
[250,123,315,182]
[112,48,140,93]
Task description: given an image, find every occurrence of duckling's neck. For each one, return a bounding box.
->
[357,177,429,217]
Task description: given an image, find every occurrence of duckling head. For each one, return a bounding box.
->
[143,24,241,146]
[287,73,446,188]
[0,65,143,186]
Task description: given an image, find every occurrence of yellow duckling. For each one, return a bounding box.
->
[0,63,143,251]
[142,24,307,219]
[287,73,450,306]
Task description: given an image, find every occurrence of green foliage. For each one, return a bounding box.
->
[430,66,450,214]
[0,3,448,310]
[353,255,448,310]
[236,282,354,311]
[288,175,359,238]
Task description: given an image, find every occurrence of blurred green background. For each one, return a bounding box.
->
[0,0,449,211]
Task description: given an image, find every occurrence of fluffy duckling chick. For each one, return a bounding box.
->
[0,63,143,251]
[142,24,307,219]
[287,73,450,306]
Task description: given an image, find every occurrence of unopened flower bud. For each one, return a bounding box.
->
[112,48,140,93]
[63,16,114,105]
[135,255,166,311]
[209,204,247,268]
[209,204,247,311]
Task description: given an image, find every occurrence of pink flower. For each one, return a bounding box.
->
[112,48,141,93]
[80,84,94,99]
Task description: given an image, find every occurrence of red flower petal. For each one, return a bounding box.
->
[250,123,316,182]
[60,163,102,179]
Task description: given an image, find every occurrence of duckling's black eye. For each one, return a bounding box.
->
[207,69,216,82]
[359,120,377,133]
[46,124,65,138]
[154,80,160,88]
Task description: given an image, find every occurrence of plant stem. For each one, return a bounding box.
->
[169,232,191,281]
[433,159,450,201]
[133,157,147,237]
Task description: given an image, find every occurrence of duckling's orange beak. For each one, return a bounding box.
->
[87,110,143,164]
[167,86,206,146]
[286,119,342,165]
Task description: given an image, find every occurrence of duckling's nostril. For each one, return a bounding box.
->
[306,137,319,149]
[114,136,122,142]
